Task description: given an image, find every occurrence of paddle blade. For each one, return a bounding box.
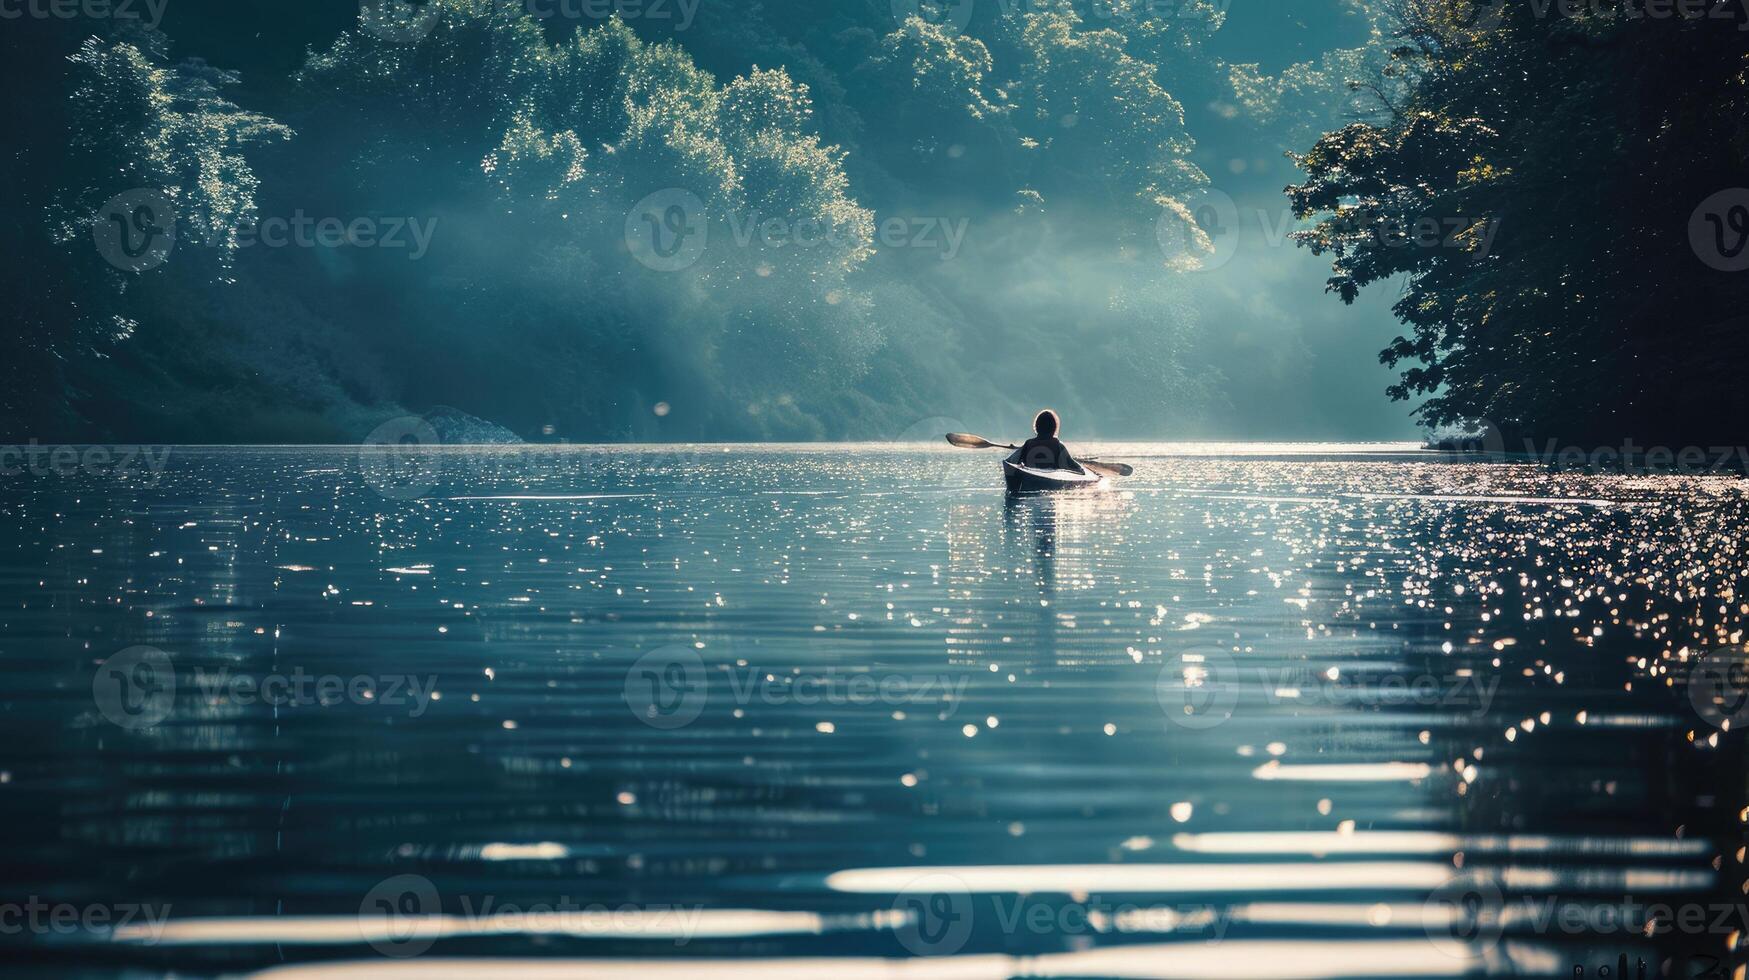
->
[946,433,1001,449]
[1082,460,1134,478]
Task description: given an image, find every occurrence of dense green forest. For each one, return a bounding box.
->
[5,0,1740,444]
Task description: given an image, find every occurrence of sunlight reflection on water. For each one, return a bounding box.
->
[0,444,1743,978]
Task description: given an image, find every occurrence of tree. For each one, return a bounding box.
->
[58,37,291,263]
[1287,0,1749,444]
[1001,1,1203,228]
[0,25,288,436]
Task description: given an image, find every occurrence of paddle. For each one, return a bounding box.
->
[946,432,1015,450]
[1079,459,1134,479]
[944,433,1134,477]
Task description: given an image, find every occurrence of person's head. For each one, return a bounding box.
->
[1033,409,1060,438]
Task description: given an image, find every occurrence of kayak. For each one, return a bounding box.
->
[1003,459,1105,493]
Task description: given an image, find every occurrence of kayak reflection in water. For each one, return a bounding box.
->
[1009,409,1086,474]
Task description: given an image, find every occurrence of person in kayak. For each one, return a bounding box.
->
[1012,410,1085,473]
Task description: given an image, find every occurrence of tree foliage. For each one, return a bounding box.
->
[293,4,877,426]
[57,35,291,284]
[0,25,289,433]
[1287,0,1749,443]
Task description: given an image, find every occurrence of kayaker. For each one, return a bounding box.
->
[1012,410,1085,473]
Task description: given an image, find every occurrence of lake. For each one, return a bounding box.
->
[1,444,1744,978]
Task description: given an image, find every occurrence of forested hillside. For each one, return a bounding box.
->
[2,0,1385,441]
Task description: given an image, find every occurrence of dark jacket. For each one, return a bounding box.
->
[1012,436,1083,473]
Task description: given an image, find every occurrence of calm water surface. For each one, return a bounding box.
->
[1,444,1745,978]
